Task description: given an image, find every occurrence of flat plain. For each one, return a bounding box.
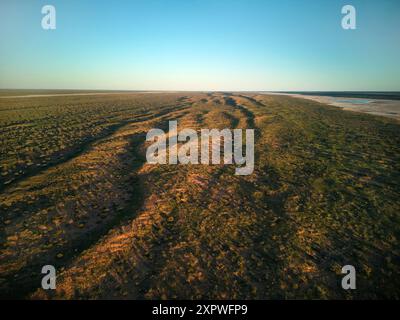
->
[0,92,399,299]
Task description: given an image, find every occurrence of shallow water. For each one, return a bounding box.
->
[335,99,372,105]
[267,93,400,120]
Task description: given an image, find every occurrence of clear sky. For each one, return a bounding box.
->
[0,0,399,91]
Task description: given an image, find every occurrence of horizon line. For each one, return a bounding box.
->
[1,88,400,93]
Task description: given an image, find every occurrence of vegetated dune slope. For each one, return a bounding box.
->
[0,93,399,299]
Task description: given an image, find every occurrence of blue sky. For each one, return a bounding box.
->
[0,0,399,91]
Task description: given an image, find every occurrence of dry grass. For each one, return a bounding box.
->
[0,92,399,299]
